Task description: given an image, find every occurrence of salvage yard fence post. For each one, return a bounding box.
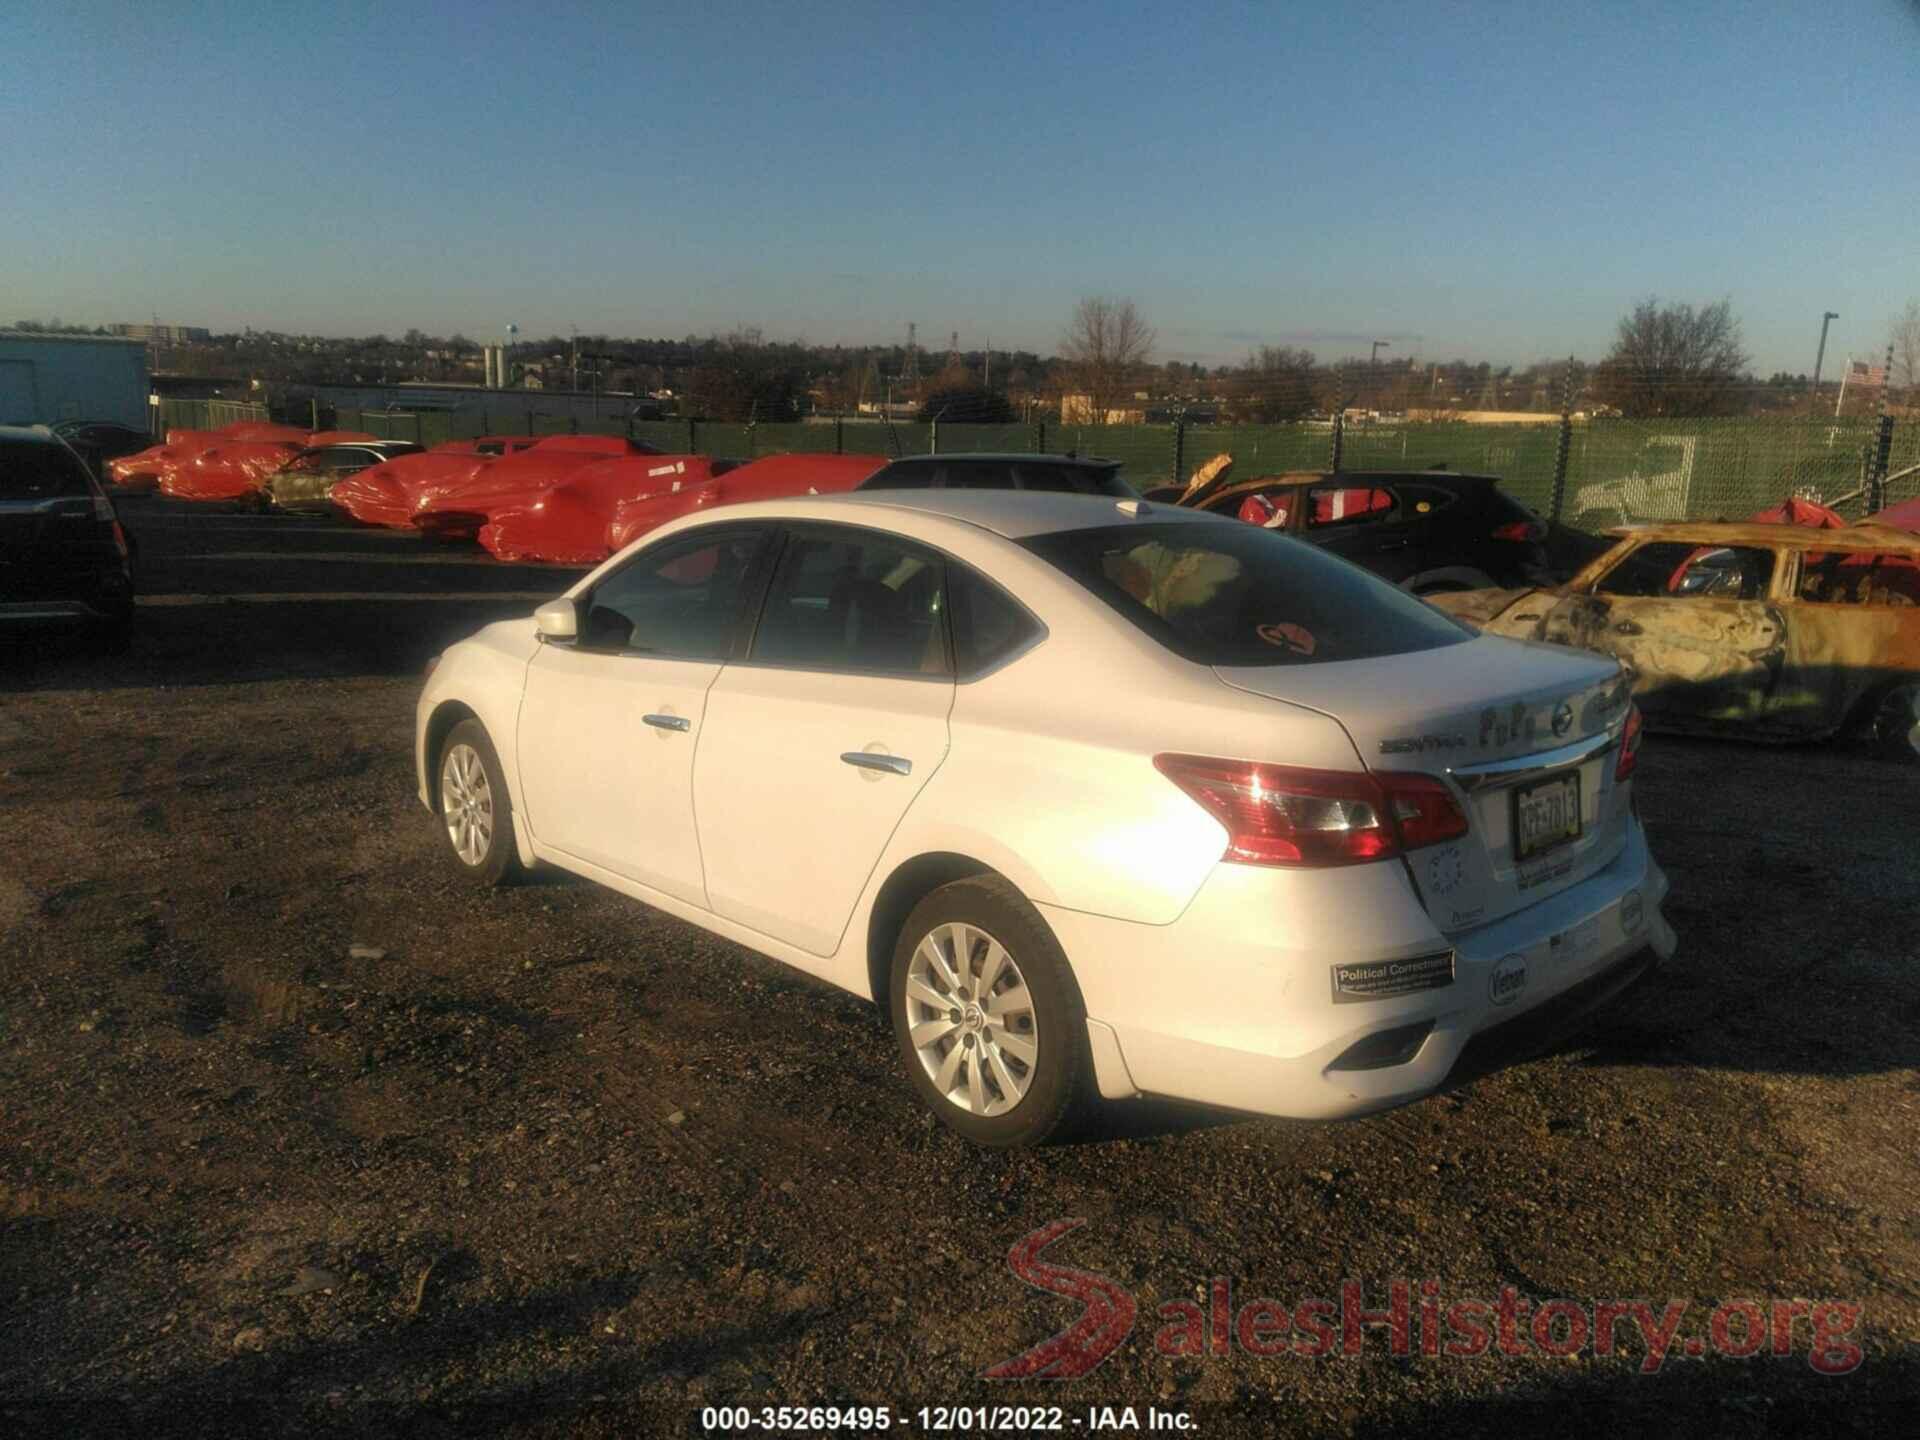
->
[1328,408,1345,471]
[1549,356,1575,523]
[1170,411,1187,489]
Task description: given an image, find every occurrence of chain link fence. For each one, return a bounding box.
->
[158,395,1918,525]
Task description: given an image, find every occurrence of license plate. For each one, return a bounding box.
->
[1512,771,1581,861]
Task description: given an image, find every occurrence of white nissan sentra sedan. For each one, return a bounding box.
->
[416,490,1676,1147]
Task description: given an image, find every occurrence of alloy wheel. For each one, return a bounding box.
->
[904,922,1039,1117]
[440,742,494,866]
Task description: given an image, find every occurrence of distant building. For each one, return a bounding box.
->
[0,331,149,426]
[1060,393,1146,425]
[109,323,211,343]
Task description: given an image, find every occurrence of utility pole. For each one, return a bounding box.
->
[571,325,579,393]
[1370,341,1390,409]
[1811,311,1838,412]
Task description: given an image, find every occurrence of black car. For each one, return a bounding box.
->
[1149,467,1552,595]
[51,419,153,481]
[0,425,136,650]
[858,452,1138,497]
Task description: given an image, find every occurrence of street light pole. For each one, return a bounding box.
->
[1811,311,1838,410]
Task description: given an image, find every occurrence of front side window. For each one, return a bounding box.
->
[1596,542,1776,600]
[1023,521,1469,667]
[580,527,770,657]
[752,528,949,676]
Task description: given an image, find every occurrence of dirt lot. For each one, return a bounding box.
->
[3,498,1917,1436]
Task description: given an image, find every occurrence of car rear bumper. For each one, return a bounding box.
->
[1042,818,1675,1121]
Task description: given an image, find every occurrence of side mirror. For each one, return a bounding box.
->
[533,597,578,642]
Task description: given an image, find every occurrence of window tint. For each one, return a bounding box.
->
[752,529,949,676]
[1023,521,1470,667]
[0,439,90,499]
[581,527,769,658]
[1232,489,1295,527]
[950,565,1042,677]
[1797,552,1920,606]
[1394,483,1460,516]
[1596,542,1776,600]
[863,462,938,490]
[1307,486,1395,528]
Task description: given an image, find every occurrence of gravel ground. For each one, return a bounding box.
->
[2,498,1916,1437]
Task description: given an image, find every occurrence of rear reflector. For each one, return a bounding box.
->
[1329,1020,1435,1071]
[1491,519,1548,543]
[1154,755,1468,868]
[1614,703,1644,781]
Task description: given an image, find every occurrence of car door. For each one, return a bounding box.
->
[516,524,776,908]
[693,523,955,957]
[1545,539,1787,727]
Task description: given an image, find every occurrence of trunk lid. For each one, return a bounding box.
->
[1214,635,1634,931]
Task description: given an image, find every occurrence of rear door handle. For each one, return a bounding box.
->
[841,752,911,776]
[1613,620,1643,636]
[643,713,690,732]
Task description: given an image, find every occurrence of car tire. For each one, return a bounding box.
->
[88,615,132,655]
[889,875,1091,1148]
[435,719,523,886]
[1870,682,1920,764]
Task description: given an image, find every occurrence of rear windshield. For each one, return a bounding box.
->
[0,439,91,499]
[1023,520,1471,666]
[863,460,1135,497]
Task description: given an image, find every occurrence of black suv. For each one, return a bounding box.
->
[1149,467,1552,595]
[0,426,136,650]
[858,453,1137,497]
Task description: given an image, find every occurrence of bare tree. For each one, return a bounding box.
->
[1889,300,1920,408]
[1225,345,1319,423]
[1591,298,1751,417]
[1060,297,1155,422]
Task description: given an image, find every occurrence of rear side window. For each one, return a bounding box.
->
[1307,485,1395,528]
[0,439,91,499]
[1797,551,1920,606]
[1023,521,1470,667]
[751,528,950,676]
[949,566,1043,677]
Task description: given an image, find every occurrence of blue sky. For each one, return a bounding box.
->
[2,0,1915,372]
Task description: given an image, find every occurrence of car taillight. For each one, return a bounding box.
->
[1154,755,1467,868]
[1614,704,1643,782]
[1491,519,1547,542]
[1380,772,1471,849]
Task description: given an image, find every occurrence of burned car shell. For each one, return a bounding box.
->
[1428,521,1920,750]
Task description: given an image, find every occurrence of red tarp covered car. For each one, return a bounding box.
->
[161,440,305,501]
[331,449,495,528]
[479,454,723,564]
[1868,496,1920,534]
[108,428,219,492]
[604,452,887,553]
[411,434,655,541]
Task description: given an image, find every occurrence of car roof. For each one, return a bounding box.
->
[0,424,65,445]
[879,451,1122,469]
[719,488,1231,540]
[1603,520,1920,553]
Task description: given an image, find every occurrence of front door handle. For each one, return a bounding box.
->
[1613,620,1643,637]
[841,751,911,776]
[643,713,690,732]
